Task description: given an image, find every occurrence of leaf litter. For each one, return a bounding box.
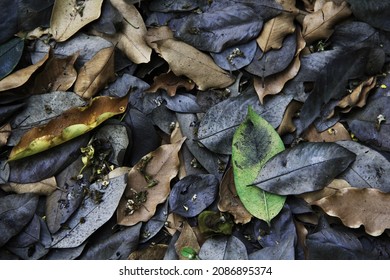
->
[0,0,390,260]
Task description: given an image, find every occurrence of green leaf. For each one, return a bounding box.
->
[0,37,24,80]
[232,106,285,224]
[180,246,199,260]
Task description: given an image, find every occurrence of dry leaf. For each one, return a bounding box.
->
[0,123,11,147]
[295,220,309,259]
[128,244,168,260]
[9,95,128,161]
[170,122,187,179]
[0,52,49,92]
[313,188,390,236]
[165,213,185,235]
[254,29,306,103]
[175,221,200,260]
[299,178,352,204]
[277,100,302,135]
[151,38,235,90]
[257,13,296,52]
[31,52,79,94]
[337,77,376,113]
[145,26,174,50]
[146,71,195,96]
[302,1,352,44]
[92,0,152,64]
[117,138,185,226]
[302,122,351,142]
[1,177,57,196]
[218,167,252,224]
[74,46,115,98]
[50,0,104,42]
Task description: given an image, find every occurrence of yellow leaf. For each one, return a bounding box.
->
[74,46,115,98]
[313,188,390,236]
[117,138,185,226]
[9,96,128,161]
[50,0,104,42]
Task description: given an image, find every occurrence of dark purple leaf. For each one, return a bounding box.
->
[347,0,390,32]
[0,37,24,80]
[140,200,169,243]
[198,235,248,260]
[249,234,295,260]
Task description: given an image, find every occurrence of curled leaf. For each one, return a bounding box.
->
[9,95,128,161]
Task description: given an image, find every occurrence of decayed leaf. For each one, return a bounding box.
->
[253,142,356,195]
[232,107,286,224]
[254,29,306,103]
[337,77,376,113]
[74,46,115,98]
[50,0,104,42]
[217,167,252,224]
[0,123,11,147]
[276,100,302,135]
[117,138,185,226]
[146,71,195,96]
[313,188,390,236]
[0,52,49,92]
[31,52,79,94]
[257,12,296,53]
[302,122,351,142]
[299,178,352,204]
[9,95,128,161]
[151,38,235,90]
[175,222,200,260]
[128,244,168,260]
[302,1,352,44]
[92,0,151,64]
[1,177,57,196]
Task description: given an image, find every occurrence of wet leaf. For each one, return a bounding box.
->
[74,46,115,99]
[50,0,104,42]
[117,138,185,226]
[253,142,356,195]
[0,51,49,92]
[0,160,9,184]
[299,178,352,204]
[232,107,286,224]
[164,93,202,113]
[0,193,38,247]
[9,95,128,161]
[0,37,24,80]
[217,167,252,224]
[146,71,195,97]
[198,235,248,260]
[347,96,390,151]
[249,234,295,260]
[313,188,390,236]
[139,200,169,243]
[302,1,352,44]
[79,223,141,260]
[150,38,235,91]
[91,0,122,35]
[51,170,128,248]
[198,211,234,236]
[302,123,351,143]
[198,87,292,155]
[2,177,57,196]
[347,0,390,32]
[337,141,390,192]
[45,243,86,260]
[171,3,263,53]
[31,52,78,94]
[169,174,219,218]
[93,0,152,64]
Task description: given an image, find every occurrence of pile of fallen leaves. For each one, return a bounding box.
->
[0,0,390,260]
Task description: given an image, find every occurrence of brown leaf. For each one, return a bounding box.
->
[145,26,174,50]
[175,221,200,260]
[0,123,11,148]
[257,13,296,53]
[146,71,195,96]
[151,38,235,90]
[165,213,185,235]
[299,178,352,204]
[128,244,168,260]
[277,100,302,135]
[0,52,49,92]
[313,188,390,236]
[295,220,309,259]
[1,177,57,196]
[254,29,306,103]
[302,122,351,142]
[337,77,376,113]
[74,46,115,98]
[302,1,351,44]
[217,167,252,224]
[50,0,104,42]
[92,0,152,64]
[9,95,128,161]
[170,122,187,179]
[117,138,185,226]
[31,52,79,94]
